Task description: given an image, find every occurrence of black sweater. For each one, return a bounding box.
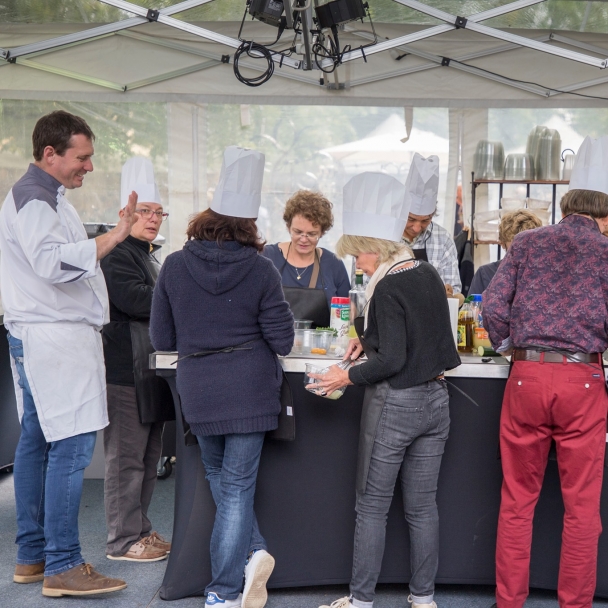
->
[101,235,161,386]
[349,261,461,389]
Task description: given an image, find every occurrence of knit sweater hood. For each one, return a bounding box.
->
[183,239,258,295]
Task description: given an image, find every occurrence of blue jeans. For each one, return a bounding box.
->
[350,380,450,605]
[196,432,267,600]
[8,333,97,576]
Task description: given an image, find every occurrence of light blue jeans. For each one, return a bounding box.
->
[350,380,450,605]
[8,333,97,576]
[197,432,267,600]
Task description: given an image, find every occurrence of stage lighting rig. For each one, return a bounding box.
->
[312,0,377,73]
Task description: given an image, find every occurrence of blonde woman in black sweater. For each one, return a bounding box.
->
[311,171,460,608]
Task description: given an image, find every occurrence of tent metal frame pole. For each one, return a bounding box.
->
[331,0,548,67]
[126,60,219,90]
[392,0,607,68]
[2,0,214,60]
[96,0,301,68]
[15,58,126,91]
[348,32,551,95]
[548,33,608,57]
[116,31,321,86]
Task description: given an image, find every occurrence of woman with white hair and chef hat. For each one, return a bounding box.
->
[312,172,460,608]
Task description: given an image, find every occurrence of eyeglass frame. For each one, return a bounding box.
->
[289,227,321,241]
[136,207,169,221]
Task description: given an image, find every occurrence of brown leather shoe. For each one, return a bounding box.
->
[106,536,167,562]
[14,562,45,583]
[145,531,171,554]
[42,563,126,597]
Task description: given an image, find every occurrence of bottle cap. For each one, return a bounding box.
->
[331,297,350,304]
[471,294,482,301]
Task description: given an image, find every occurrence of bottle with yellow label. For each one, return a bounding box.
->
[457,299,474,353]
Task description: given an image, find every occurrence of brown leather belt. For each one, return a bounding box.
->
[512,348,600,364]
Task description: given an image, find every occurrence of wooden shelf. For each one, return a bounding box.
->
[473,179,569,185]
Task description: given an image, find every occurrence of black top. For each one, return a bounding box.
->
[469,260,501,296]
[101,235,161,386]
[349,261,461,389]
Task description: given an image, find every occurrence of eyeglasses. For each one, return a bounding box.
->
[137,208,169,221]
[290,228,320,241]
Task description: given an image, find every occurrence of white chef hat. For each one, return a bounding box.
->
[211,146,265,219]
[342,172,408,242]
[120,157,161,209]
[568,136,608,195]
[404,153,440,216]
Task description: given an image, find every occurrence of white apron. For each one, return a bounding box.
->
[12,321,108,442]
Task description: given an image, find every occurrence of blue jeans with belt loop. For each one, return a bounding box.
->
[8,333,97,576]
[350,380,450,606]
[196,432,267,600]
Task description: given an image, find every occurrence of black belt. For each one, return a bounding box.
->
[512,348,600,364]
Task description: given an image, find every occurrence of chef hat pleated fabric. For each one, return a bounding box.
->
[120,157,161,209]
[568,136,608,195]
[342,172,408,242]
[404,153,440,216]
[211,146,265,219]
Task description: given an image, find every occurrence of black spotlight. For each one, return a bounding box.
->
[248,0,286,28]
[314,0,366,29]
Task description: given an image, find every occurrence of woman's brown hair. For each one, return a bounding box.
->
[187,208,265,252]
[283,190,334,234]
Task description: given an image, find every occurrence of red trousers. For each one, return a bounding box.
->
[496,357,608,608]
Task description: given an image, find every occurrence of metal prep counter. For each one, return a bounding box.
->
[152,352,608,602]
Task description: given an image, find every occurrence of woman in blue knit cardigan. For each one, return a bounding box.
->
[150,208,294,608]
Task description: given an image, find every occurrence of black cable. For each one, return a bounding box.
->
[233,41,276,87]
[449,58,608,101]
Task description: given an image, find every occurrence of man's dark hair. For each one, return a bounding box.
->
[32,111,95,161]
[560,189,608,219]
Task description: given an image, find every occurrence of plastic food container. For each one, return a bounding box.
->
[474,140,505,180]
[292,329,315,355]
[311,329,334,355]
[303,361,351,400]
[504,153,534,181]
[294,319,313,330]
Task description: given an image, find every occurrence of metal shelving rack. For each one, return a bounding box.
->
[470,172,569,260]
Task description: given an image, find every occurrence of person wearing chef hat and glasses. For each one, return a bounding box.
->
[101,157,173,563]
[311,172,460,608]
[483,136,608,608]
[402,153,464,305]
[150,147,294,608]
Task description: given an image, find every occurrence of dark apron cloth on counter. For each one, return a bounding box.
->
[131,255,175,424]
[412,248,428,262]
[352,261,415,494]
[280,247,330,329]
[353,313,390,494]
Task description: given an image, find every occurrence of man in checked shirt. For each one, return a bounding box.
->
[483,135,608,608]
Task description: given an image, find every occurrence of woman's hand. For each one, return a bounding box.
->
[307,365,352,396]
[344,338,364,361]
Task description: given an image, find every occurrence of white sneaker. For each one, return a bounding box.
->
[319,597,355,608]
[206,591,243,607]
[242,550,275,608]
[408,594,437,608]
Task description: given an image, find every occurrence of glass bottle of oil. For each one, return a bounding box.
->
[457,299,474,353]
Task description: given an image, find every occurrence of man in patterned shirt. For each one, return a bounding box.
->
[483,135,608,608]
[402,153,463,303]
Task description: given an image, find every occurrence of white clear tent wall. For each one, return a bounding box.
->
[1,101,607,265]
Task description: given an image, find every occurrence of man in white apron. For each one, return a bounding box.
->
[0,111,138,598]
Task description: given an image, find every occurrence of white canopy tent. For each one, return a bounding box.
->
[1,0,608,260]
